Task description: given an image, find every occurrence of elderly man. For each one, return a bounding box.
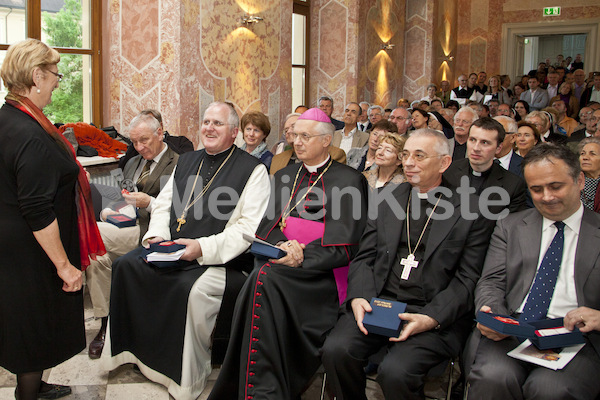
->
[86,112,179,359]
[101,102,271,400]
[357,101,371,131]
[318,96,344,130]
[322,129,495,400]
[438,79,451,105]
[333,102,369,155]
[444,118,528,214]
[389,107,412,135]
[452,106,479,160]
[451,74,476,103]
[466,144,600,400]
[368,104,384,126]
[494,115,523,177]
[209,108,368,399]
[497,103,512,118]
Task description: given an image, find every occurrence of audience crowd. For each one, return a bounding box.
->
[2,40,600,400]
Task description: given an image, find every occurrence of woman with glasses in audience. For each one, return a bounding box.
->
[347,120,398,172]
[515,120,540,157]
[0,39,104,400]
[579,137,600,212]
[240,111,273,169]
[363,132,407,189]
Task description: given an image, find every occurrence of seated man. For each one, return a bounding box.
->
[444,117,528,215]
[322,129,495,399]
[208,108,368,399]
[86,112,179,358]
[466,143,600,400]
[332,102,370,155]
[101,102,271,400]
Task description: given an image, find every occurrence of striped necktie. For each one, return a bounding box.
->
[136,160,152,191]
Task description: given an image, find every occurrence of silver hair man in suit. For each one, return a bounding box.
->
[86,112,179,359]
[466,143,600,400]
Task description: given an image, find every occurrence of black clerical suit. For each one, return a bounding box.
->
[322,181,495,400]
[444,159,528,215]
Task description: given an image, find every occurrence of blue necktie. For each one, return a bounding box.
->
[519,221,565,322]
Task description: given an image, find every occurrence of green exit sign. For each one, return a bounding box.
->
[543,7,561,16]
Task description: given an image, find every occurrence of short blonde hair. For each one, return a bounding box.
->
[1,39,60,94]
[379,132,407,158]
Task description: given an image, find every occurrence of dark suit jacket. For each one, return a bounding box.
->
[269,146,346,175]
[568,128,589,143]
[331,118,345,130]
[543,131,568,145]
[346,182,495,330]
[507,152,523,178]
[122,145,178,238]
[443,159,528,215]
[474,207,600,357]
[357,121,372,132]
[580,86,599,108]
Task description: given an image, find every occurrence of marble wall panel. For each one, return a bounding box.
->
[120,0,159,71]
[318,1,348,79]
[404,27,426,82]
[401,0,434,100]
[406,0,426,21]
[469,37,487,73]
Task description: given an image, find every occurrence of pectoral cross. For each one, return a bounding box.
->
[279,217,286,230]
[400,253,419,280]
[176,213,186,232]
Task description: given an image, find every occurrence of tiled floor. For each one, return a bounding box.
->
[0,290,384,400]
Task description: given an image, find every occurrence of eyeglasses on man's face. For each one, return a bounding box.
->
[291,132,328,143]
[400,151,442,162]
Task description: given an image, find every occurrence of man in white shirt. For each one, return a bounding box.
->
[493,115,522,177]
[546,71,560,100]
[466,143,600,400]
[332,102,369,154]
[357,101,371,131]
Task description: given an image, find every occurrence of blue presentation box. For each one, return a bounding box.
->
[250,241,287,261]
[106,213,136,228]
[362,298,407,337]
[476,311,584,350]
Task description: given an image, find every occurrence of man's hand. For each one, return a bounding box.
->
[269,240,305,268]
[123,191,151,209]
[391,313,439,342]
[476,305,509,341]
[174,238,203,261]
[351,298,372,335]
[100,208,119,221]
[564,307,600,333]
[144,236,165,249]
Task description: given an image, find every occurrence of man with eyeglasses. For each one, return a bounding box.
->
[570,109,600,145]
[367,104,384,127]
[102,102,271,400]
[388,107,412,135]
[452,106,479,160]
[322,129,495,400]
[209,108,368,399]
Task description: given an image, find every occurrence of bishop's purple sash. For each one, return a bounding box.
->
[281,216,348,303]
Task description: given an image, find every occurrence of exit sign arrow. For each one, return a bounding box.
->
[543,7,561,16]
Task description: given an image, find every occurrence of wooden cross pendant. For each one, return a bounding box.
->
[400,253,419,280]
[176,215,186,232]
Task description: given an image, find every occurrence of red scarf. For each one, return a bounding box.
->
[6,93,106,270]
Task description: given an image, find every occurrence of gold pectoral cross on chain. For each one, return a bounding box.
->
[176,213,186,232]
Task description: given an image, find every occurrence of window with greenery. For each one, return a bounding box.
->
[0,0,102,125]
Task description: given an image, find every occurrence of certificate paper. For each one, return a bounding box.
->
[508,340,585,370]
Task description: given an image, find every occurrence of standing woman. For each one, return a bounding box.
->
[0,39,105,400]
[485,75,511,105]
[240,111,273,169]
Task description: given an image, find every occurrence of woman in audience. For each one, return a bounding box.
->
[549,82,579,119]
[0,39,104,400]
[512,84,526,107]
[578,137,600,212]
[485,75,511,105]
[347,120,397,172]
[525,110,552,140]
[240,111,273,169]
[421,84,441,103]
[515,120,540,157]
[411,108,430,130]
[363,132,407,189]
[514,100,530,121]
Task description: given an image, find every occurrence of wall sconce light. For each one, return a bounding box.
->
[443,55,455,62]
[240,15,263,25]
[382,43,395,51]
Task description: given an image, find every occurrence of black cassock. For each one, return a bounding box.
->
[209,160,368,399]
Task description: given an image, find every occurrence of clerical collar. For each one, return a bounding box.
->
[304,156,331,173]
[416,192,428,199]
[469,164,492,178]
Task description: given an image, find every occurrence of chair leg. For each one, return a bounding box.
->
[446,359,455,400]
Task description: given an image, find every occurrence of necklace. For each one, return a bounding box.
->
[176,147,235,232]
[278,159,333,229]
[399,192,441,280]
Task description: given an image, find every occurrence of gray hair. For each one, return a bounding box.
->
[454,106,479,123]
[285,112,301,122]
[205,101,239,127]
[494,116,518,134]
[368,105,384,115]
[130,112,161,134]
[359,101,371,108]
[312,120,335,138]
[318,96,334,106]
[408,128,450,156]
[427,83,437,90]
[578,136,600,153]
